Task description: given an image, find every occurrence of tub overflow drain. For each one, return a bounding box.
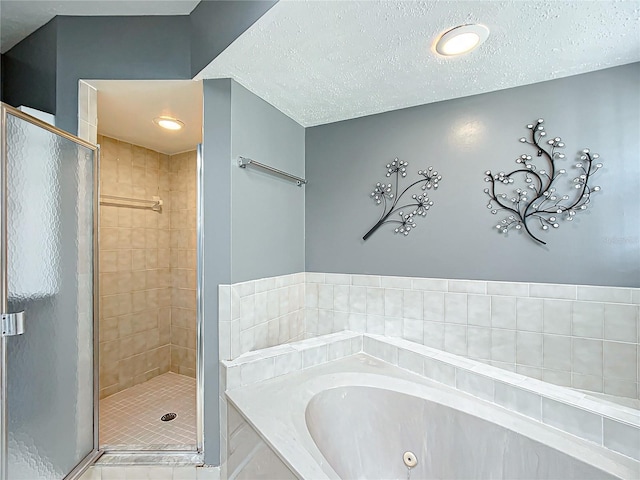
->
[403,451,417,468]
[161,412,177,422]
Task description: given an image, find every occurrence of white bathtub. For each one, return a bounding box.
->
[226,353,638,479]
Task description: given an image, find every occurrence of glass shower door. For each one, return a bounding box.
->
[0,103,99,479]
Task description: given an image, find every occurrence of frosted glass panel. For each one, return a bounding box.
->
[4,113,95,479]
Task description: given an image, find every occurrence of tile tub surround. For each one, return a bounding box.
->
[218,272,305,360]
[220,333,640,470]
[304,274,640,401]
[219,273,639,401]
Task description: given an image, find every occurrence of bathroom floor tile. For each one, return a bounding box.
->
[100,372,196,448]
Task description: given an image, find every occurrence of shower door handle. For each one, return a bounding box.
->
[1,311,25,336]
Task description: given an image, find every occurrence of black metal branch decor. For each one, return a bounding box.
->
[484,118,603,245]
[363,158,442,240]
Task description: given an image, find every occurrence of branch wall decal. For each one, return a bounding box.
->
[484,118,603,245]
[364,158,442,240]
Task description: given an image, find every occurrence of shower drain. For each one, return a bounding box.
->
[161,412,177,422]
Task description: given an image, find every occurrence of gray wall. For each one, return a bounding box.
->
[55,15,192,134]
[199,79,304,462]
[2,19,58,114]
[305,63,640,288]
[202,78,233,465]
[230,82,305,283]
[190,1,277,77]
[2,2,277,135]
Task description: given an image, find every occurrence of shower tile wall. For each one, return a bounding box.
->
[98,137,197,398]
[98,135,171,399]
[169,150,197,377]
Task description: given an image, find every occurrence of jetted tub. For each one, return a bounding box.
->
[226,354,639,479]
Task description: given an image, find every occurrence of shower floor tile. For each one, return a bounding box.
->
[100,372,196,449]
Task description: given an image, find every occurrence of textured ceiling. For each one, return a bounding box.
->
[87,80,202,155]
[196,0,640,127]
[0,0,199,53]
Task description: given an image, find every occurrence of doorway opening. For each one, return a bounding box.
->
[80,79,203,452]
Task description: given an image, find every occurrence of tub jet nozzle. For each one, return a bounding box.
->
[403,451,418,468]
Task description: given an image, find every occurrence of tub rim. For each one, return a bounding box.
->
[226,353,639,480]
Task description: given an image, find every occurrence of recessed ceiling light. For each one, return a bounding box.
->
[153,116,184,131]
[435,24,490,56]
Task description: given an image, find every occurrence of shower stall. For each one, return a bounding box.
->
[96,135,199,450]
[0,103,99,479]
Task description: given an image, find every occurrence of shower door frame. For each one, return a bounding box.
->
[94,141,205,459]
[0,102,102,480]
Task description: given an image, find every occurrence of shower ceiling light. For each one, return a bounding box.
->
[153,116,184,131]
[434,24,490,56]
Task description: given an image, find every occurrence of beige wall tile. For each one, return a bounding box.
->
[117,140,132,163]
[100,250,117,273]
[100,340,119,367]
[132,209,146,228]
[132,145,146,167]
[146,249,158,269]
[117,228,132,249]
[159,287,172,307]
[145,228,158,249]
[101,167,117,187]
[159,313,171,345]
[102,295,120,318]
[100,366,118,389]
[117,314,133,338]
[146,329,160,350]
[131,227,145,248]
[132,312,148,334]
[116,272,132,294]
[146,150,159,170]
[99,140,197,397]
[100,384,120,399]
[101,206,118,227]
[115,182,132,197]
[158,345,171,373]
[131,332,147,356]
[178,365,196,378]
[159,154,170,171]
[101,228,119,251]
[116,250,132,272]
[101,273,118,296]
[118,208,132,227]
[158,249,170,268]
[158,230,170,249]
[117,158,132,184]
[100,316,118,343]
[145,210,158,228]
[146,270,158,289]
[146,289,159,310]
[132,249,146,270]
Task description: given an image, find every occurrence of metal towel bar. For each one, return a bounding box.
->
[99,194,163,211]
[237,156,307,187]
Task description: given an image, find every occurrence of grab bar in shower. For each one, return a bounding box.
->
[237,156,307,187]
[99,194,163,211]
